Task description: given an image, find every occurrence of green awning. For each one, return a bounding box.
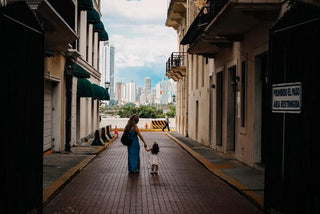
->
[78,0,93,10]
[93,21,105,32]
[98,29,109,41]
[91,84,102,100]
[77,78,93,97]
[101,87,110,100]
[103,88,110,100]
[91,84,110,100]
[87,9,100,24]
[71,63,90,78]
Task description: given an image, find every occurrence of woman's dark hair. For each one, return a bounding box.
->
[125,114,139,131]
[151,143,159,154]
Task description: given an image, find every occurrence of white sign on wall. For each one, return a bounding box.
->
[272,82,302,113]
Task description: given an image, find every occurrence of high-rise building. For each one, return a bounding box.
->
[109,46,115,101]
[99,42,115,103]
[127,81,136,103]
[100,41,109,88]
[114,82,122,103]
[136,86,143,102]
[144,77,151,95]
[121,83,127,103]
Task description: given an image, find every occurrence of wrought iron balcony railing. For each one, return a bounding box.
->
[181,0,228,46]
[166,52,186,82]
[166,52,186,73]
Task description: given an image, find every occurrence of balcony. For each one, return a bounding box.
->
[181,0,282,57]
[165,0,187,30]
[166,52,186,82]
[27,0,78,52]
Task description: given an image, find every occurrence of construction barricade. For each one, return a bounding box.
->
[150,120,166,129]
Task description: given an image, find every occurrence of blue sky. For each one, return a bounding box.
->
[100,0,177,88]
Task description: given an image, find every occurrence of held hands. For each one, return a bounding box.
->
[144,144,150,151]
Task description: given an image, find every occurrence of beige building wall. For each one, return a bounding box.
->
[42,0,104,151]
[166,0,283,169]
[77,7,102,142]
[44,53,67,152]
[213,23,270,166]
[187,54,210,145]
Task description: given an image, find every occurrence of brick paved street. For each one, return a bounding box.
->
[43,132,262,214]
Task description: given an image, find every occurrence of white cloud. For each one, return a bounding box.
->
[100,0,177,84]
[101,0,169,24]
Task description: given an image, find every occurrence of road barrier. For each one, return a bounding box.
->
[91,129,104,146]
[101,127,109,142]
[150,120,166,129]
[106,125,114,139]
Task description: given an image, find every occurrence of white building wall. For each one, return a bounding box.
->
[43,83,52,152]
[127,82,136,102]
[79,11,87,59]
[155,82,161,104]
[71,77,77,147]
[121,83,127,103]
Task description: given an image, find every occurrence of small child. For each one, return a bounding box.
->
[145,142,160,174]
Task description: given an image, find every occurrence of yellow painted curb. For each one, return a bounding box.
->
[92,135,117,154]
[42,155,94,206]
[167,133,263,209]
[43,135,117,206]
[112,128,175,132]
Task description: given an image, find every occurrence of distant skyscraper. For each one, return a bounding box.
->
[136,86,143,102]
[99,41,108,88]
[155,82,161,104]
[127,81,136,103]
[144,77,151,95]
[115,82,122,103]
[99,42,115,103]
[109,46,115,101]
[121,83,127,103]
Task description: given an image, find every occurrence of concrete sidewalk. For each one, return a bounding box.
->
[43,130,264,209]
[43,136,117,206]
[167,132,264,209]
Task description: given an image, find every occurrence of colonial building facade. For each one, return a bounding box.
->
[166,0,283,170]
[1,1,109,211]
[43,0,109,152]
[166,0,320,213]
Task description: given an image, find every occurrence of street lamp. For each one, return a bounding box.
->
[104,81,110,103]
[105,81,110,90]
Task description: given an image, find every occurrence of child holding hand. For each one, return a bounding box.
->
[145,142,160,174]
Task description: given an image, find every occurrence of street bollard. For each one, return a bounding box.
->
[91,129,104,146]
[101,127,109,142]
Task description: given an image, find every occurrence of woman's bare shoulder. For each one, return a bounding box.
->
[134,125,140,133]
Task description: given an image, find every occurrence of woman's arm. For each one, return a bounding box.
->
[135,126,147,148]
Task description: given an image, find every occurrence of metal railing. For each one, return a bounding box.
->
[181,0,228,45]
[166,52,186,73]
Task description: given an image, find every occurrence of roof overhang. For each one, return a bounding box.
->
[165,0,187,30]
[205,1,282,38]
[188,34,233,57]
[185,0,281,57]
[28,0,78,52]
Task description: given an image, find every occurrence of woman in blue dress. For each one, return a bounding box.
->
[125,114,147,174]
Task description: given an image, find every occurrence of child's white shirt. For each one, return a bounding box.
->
[149,153,159,165]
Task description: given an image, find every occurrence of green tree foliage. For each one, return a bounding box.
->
[167,104,176,117]
[101,104,176,118]
[118,104,173,118]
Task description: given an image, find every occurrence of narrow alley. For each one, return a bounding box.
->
[43,132,261,214]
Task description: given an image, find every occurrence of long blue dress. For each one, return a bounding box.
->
[127,128,140,173]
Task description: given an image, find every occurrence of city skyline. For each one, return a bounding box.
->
[100,0,177,89]
[114,76,176,105]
